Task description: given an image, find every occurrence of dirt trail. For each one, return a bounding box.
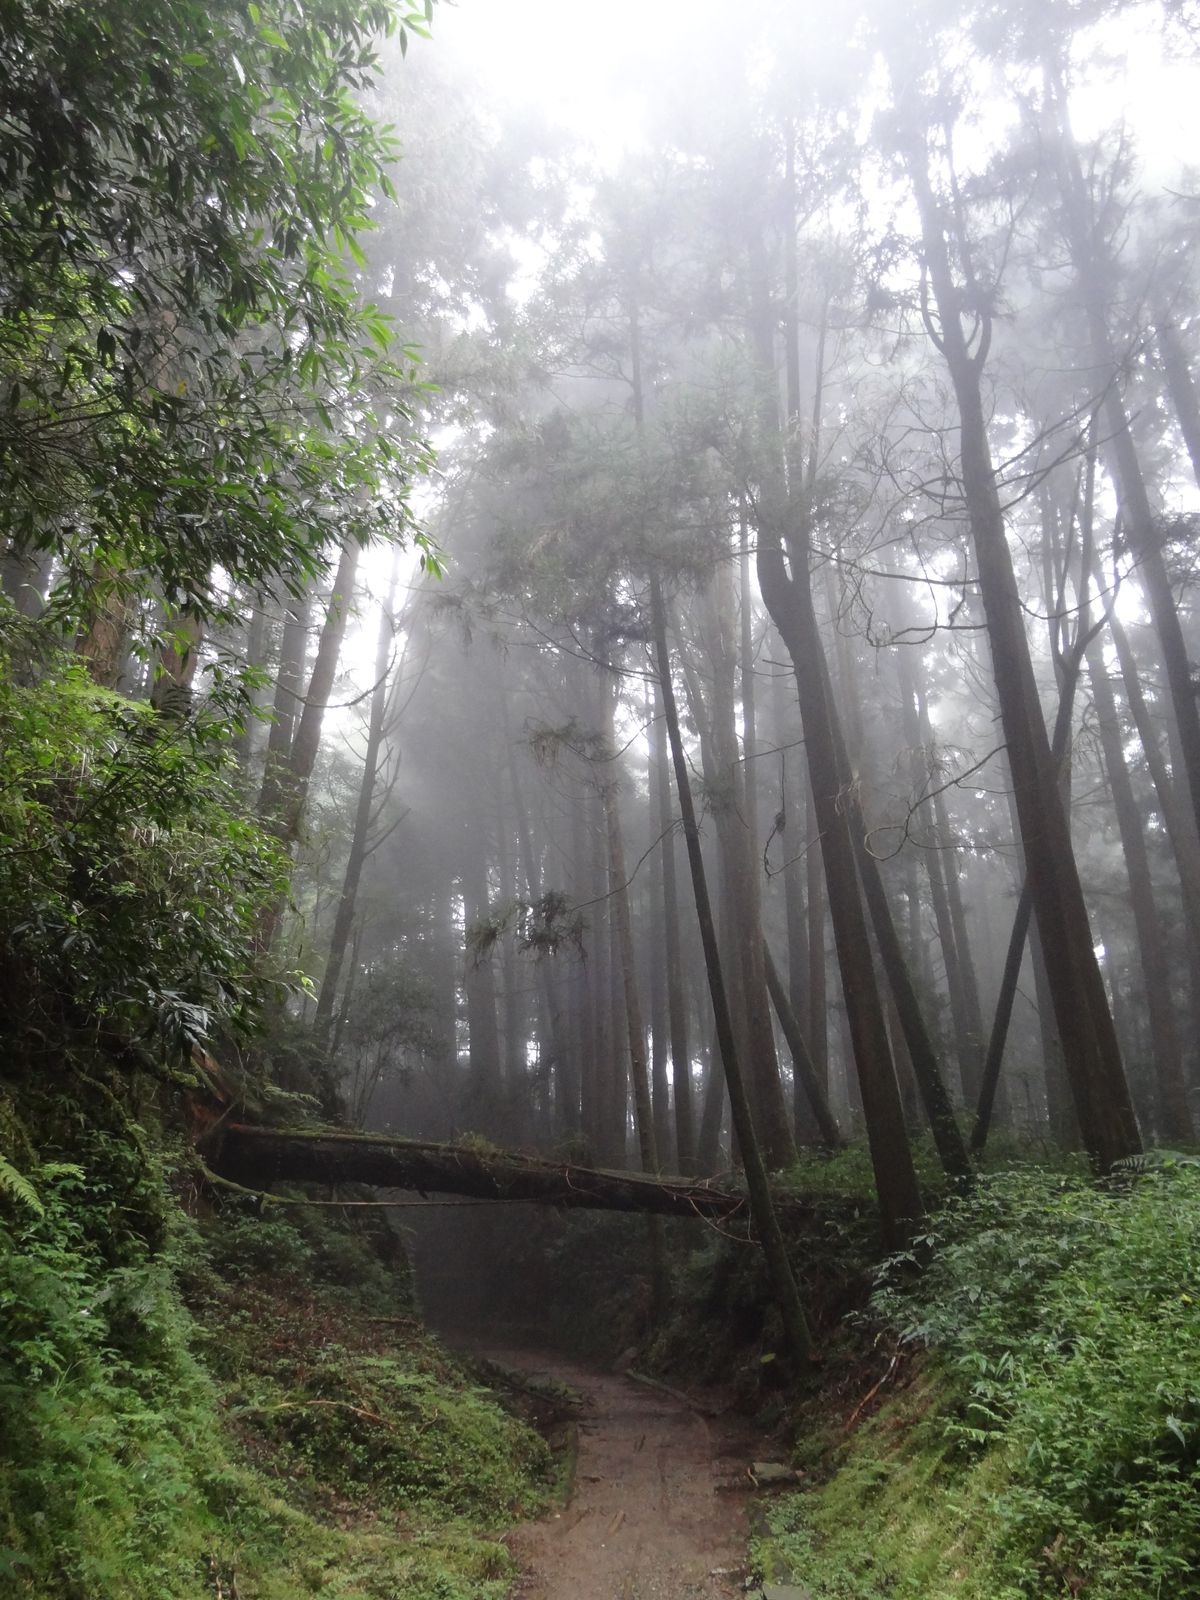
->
[487,1348,753,1600]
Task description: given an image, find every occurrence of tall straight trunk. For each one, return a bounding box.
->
[770,667,820,1140]
[750,238,923,1244]
[257,541,360,950]
[260,588,310,783]
[820,645,970,1177]
[588,759,618,1161]
[571,791,599,1150]
[805,775,829,1087]
[461,813,503,1123]
[234,596,271,769]
[763,940,842,1147]
[928,783,987,1097]
[608,895,629,1162]
[651,672,694,1168]
[645,685,674,1167]
[599,677,658,1176]
[1045,74,1200,849]
[506,725,575,1138]
[733,523,797,1168]
[1106,605,1200,963]
[263,541,360,843]
[1155,313,1200,489]
[496,808,528,1142]
[896,649,984,1103]
[696,1025,728,1175]
[705,559,797,1169]
[314,567,397,1041]
[900,114,1140,1169]
[650,574,813,1364]
[1087,642,1194,1140]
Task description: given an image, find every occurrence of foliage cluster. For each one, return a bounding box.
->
[0,0,436,628]
[0,619,287,1066]
[0,1093,551,1600]
[205,1268,551,1522]
[754,1164,1200,1599]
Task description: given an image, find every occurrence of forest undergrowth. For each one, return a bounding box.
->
[753,1161,1200,1600]
[0,1092,553,1600]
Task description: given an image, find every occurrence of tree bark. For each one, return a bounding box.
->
[212,1121,831,1223]
[899,112,1140,1169]
[651,573,814,1363]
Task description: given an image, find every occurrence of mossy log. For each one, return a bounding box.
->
[211,1123,808,1222]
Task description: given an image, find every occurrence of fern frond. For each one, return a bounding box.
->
[0,1154,44,1217]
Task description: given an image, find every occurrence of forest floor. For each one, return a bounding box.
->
[472,1345,757,1600]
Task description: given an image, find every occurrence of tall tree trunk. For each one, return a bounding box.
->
[899,113,1140,1169]
[1155,312,1200,489]
[234,595,271,769]
[1045,74,1200,849]
[895,649,984,1103]
[599,677,659,1177]
[260,588,311,786]
[651,671,694,1167]
[650,574,814,1363]
[314,566,398,1042]
[763,940,842,1147]
[750,237,924,1243]
[257,541,361,950]
[1087,641,1194,1140]
[462,812,503,1126]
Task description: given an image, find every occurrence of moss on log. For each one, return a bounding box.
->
[212,1123,788,1222]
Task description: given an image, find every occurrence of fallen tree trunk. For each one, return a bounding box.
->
[211,1122,819,1223]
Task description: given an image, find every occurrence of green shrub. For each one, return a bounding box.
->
[875,1164,1200,1596]
[762,1163,1200,1600]
[0,626,288,1070]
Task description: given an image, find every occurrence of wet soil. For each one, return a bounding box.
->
[484,1347,755,1600]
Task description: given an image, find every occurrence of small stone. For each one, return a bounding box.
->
[761,1585,814,1600]
[748,1461,801,1486]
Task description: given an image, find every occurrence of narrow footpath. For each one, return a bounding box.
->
[487,1349,754,1600]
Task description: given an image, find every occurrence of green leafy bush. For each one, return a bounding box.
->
[757,1164,1200,1600]
[876,1165,1200,1596]
[0,627,288,1066]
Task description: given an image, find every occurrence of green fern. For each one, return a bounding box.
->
[1112,1149,1200,1174]
[0,1153,43,1217]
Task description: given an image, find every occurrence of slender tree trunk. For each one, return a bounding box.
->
[1087,641,1193,1140]
[763,940,842,1147]
[235,596,271,769]
[1155,313,1200,489]
[260,588,310,785]
[257,541,360,950]
[900,115,1140,1169]
[314,567,397,1042]
[650,574,814,1364]
[652,671,694,1167]
[750,239,924,1243]
[462,814,503,1126]
[599,681,659,1176]
[1045,75,1200,848]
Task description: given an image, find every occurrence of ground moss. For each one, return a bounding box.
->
[0,1129,553,1600]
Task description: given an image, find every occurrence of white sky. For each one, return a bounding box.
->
[328,3,1200,701]
[433,0,1199,177]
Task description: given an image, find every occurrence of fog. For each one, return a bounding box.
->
[254,0,1200,1204]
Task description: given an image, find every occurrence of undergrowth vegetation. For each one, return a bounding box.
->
[754,1162,1200,1600]
[0,1102,552,1600]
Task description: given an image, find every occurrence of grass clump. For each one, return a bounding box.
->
[754,1162,1200,1600]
